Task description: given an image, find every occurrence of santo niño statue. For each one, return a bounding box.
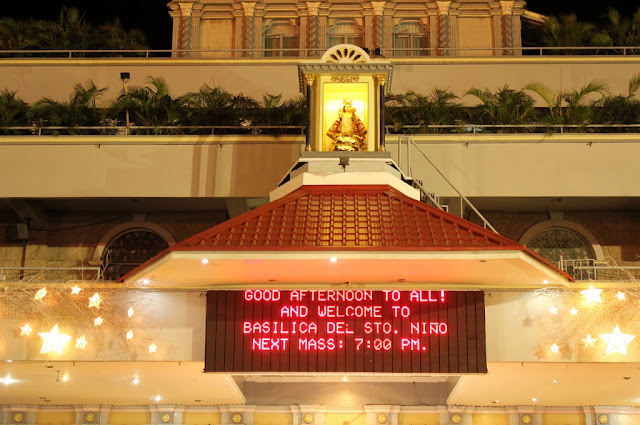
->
[326,99,368,151]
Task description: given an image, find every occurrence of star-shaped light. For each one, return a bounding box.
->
[70,285,82,295]
[549,305,559,315]
[569,307,579,316]
[149,342,157,353]
[94,316,103,326]
[550,343,559,353]
[20,323,33,336]
[582,334,597,348]
[88,293,102,308]
[34,287,48,300]
[126,330,134,340]
[75,335,88,349]
[616,291,626,300]
[600,325,636,355]
[580,285,603,303]
[38,324,71,355]
[128,306,134,317]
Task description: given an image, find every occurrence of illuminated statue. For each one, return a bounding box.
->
[326,99,368,151]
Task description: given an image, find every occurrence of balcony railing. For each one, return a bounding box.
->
[1,46,640,59]
[558,258,640,282]
[4,124,640,137]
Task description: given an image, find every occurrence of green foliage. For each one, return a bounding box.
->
[0,89,29,134]
[386,89,462,133]
[107,76,182,134]
[597,8,640,54]
[0,8,149,54]
[466,85,535,132]
[592,73,640,131]
[27,81,106,133]
[525,80,608,131]
[541,14,604,53]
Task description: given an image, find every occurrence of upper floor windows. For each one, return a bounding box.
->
[264,20,299,57]
[328,19,364,48]
[393,20,429,56]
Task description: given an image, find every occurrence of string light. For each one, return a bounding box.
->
[550,343,559,353]
[616,291,626,300]
[600,325,636,355]
[39,324,71,355]
[70,285,82,295]
[34,287,48,300]
[549,305,559,315]
[569,307,578,316]
[580,285,603,304]
[88,293,102,308]
[20,323,33,336]
[128,306,134,317]
[126,330,134,340]
[149,342,157,353]
[75,336,88,349]
[94,316,103,326]
[582,334,597,348]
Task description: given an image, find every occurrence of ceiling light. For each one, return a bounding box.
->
[201,259,209,264]
[132,377,140,385]
[552,379,559,383]
[155,395,161,402]
[342,375,349,382]
[542,280,549,284]
[531,397,537,402]
[142,279,149,285]
[330,257,337,263]
[0,376,17,385]
[61,374,69,382]
[492,400,499,404]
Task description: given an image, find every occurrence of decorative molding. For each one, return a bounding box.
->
[371,2,386,16]
[330,75,360,83]
[436,1,451,15]
[306,2,321,16]
[241,2,256,16]
[500,1,515,15]
[178,2,194,17]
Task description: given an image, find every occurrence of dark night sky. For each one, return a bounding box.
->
[2,0,640,49]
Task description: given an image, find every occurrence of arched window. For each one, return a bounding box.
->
[264,20,299,57]
[393,20,429,56]
[328,20,364,48]
[522,223,601,280]
[101,229,169,281]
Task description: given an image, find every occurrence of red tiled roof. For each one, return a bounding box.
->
[173,185,521,251]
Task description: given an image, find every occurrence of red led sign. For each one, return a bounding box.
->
[205,290,486,373]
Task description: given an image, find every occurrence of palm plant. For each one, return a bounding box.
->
[597,7,640,54]
[0,18,40,52]
[541,14,603,54]
[466,85,535,132]
[27,81,106,134]
[107,76,182,134]
[95,18,149,54]
[0,89,29,134]
[386,89,462,133]
[36,7,91,53]
[592,74,640,131]
[524,80,608,132]
[178,84,236,132]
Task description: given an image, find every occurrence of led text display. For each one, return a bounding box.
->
[205,290,486,373]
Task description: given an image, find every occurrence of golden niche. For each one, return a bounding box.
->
[326,98,367,151]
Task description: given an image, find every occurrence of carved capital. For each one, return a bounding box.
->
[375,74,386,86]
[178,2,194,17]
[241,2,256,16]
[500,1,514,15]
[436,1,451,15]
[306,2,321,16]
[371,2,386,16]
[305,74,316,86]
